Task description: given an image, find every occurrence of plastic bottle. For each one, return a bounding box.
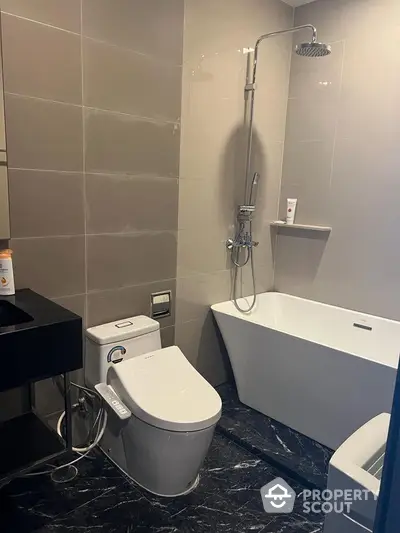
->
[0,249,15,295]
[286,198,298,225]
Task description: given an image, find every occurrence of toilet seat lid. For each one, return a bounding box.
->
[109,346,222,432]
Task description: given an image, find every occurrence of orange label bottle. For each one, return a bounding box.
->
[0,249,15,295]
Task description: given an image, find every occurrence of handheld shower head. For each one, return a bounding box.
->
[295,41,332,57]
[248,172,260,208]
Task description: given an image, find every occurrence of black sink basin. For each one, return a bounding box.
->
[0,300,34,327]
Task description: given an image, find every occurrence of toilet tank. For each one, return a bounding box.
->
[85,316,161,388]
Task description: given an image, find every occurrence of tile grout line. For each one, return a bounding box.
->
[215,425,322,491]
[1,11,183,68]
[59,486,116,520]
[51,292,86,301]
[5,91,82,108]
[8,167,180,181]
[47,273,177,303]
[11,230,178,241]
[8,167,83,175]
[86,276,177,296]
[83,34,183,69]
[328,39,346,190]
[5,91,180,127]
[80,0,88,323]
[1,10,81,36]
[272,12,295,289]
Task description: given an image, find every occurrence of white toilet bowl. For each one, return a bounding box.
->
[85,316,222,497]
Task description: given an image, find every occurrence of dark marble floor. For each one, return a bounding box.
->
[0,381,333,532]
[217,383,333,489]
[1,432,324,533]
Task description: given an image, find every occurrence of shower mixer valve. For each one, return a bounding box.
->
[226,235,259,251]
[226,205,259,250]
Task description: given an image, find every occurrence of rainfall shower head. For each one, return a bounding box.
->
[295,41,332,57]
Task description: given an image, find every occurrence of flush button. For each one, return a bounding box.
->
[116,321,133,328]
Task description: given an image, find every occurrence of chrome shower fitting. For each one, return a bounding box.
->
[237,205,256,223]
[226,234,259,252]
[229,24,331,314]
[226,205,259,252]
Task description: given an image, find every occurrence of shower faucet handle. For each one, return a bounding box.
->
[226,237,259,250]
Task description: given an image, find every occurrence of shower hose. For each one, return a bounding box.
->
[232,220,257,313]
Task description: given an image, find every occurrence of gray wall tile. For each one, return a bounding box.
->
[1,0,184,418]
[178,177,235,232]
[341,0,400,41]
[177,225,230,278]
[337,30,400,140]
[175,315,231,387]
[177,0,293,385]
[87,232,177,291]
[82,0,184,65]
[0,0,81,33]
[176,271,231,324]
[274,230,330,298]
[285,96,339,144]
[161,326,175,348]
[86,174,178,234]
[83,38,181,122]
[2,14,82,104]
[5,94,83,171]
[9,170,84,237]
[276,0,400,322]
[11,236,85,298]
[87,279,176,328]
[52,294,86,320]
[294,0,345,43]
[279,141,333,226]
[84,108,180,177]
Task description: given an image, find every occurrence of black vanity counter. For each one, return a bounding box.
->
[0,289,83,483]
[0,288,82,392]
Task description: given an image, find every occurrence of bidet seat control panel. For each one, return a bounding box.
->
[95,383,131,420]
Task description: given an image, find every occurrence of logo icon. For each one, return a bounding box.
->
[260,478,296,514]
[107,345,126,364]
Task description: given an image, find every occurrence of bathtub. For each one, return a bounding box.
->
[212,292,399,450]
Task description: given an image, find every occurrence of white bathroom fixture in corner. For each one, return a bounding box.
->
[85,316,222,497]
[212,292,398,450]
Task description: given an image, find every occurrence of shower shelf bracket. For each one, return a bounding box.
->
[270,221,332,233]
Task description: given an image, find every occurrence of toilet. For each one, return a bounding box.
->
[85,315,222,497]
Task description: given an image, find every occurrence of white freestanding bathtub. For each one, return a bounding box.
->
[212,292,399,450]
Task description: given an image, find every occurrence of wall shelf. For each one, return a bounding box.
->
[270,221,332,232]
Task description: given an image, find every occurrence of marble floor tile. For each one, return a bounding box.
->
[217,383,333,489]
[2,433,324,533]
